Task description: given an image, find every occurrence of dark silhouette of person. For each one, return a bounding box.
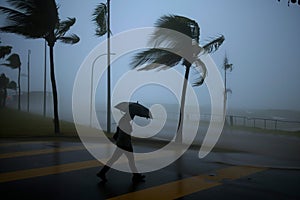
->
[97,111,145,183]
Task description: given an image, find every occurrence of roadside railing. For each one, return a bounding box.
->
[107,110,300,132]
[225,115,300,131]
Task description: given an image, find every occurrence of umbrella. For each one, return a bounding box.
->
[114,101,152,119]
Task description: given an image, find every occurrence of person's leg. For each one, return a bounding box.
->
[124,151,145,182]
[97,148,123,182]
[106,148,123,166]
[124,151,138,172]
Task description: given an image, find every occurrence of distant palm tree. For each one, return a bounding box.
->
[1,54,21,110]
[222,53,233,116]
[0,41,12,59]
[0,0,80,133]
[131,15,224,142]
[0,73,17,107]
[0,41,15,108]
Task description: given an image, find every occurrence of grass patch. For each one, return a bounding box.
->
[0,108,78,138]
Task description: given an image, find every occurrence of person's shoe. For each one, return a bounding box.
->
[132,173,145,182]
[97,172,108,182]
[97,166,110,182]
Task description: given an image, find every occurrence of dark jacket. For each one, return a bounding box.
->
[114,116,133,152]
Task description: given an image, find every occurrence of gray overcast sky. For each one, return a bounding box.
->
[0,0,300,114]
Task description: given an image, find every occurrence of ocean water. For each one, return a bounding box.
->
[93,104,300,134]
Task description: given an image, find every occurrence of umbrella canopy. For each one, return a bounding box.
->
[114,101,152,119]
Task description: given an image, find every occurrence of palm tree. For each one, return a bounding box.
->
[222,53,233,116]
[1,53,21,110]
[0,41,14,108]
[0,73,9,108]
[131,15,224,142]
[0,0,80,134]
[92,1,112,133]
[48,17,80,134]
[0,41,12,59]
[0,73,16,107]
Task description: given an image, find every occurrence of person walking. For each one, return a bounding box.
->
[97,111,145,183]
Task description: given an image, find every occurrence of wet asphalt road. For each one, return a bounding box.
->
[0,137,299,200]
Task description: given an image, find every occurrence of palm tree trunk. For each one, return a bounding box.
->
[223,68,227,117]
[49,45,60,134]
[18,67,20,111]
[175,64,191,143]
[3,88,7,107]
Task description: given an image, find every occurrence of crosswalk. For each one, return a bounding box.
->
[0,140,267,199]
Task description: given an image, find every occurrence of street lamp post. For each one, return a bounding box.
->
[43,40,47,117]
[90,53,115,127]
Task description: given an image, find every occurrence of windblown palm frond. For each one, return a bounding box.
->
[131,48,182,70]
[92,3,108,37]
[152,14,200,46]
[0,0,79,44]
[132,15,203,71]
[1,53,21,69]
[225,63,233,71]
[223,54,233,71]
[54,18,79,45]
[202,35,225,54]
[0,45,12,59]
[0,0,59,39]
[58,34,80,44]
[193,58,207,86]
[55,17,76,38]
[0,6,27,24]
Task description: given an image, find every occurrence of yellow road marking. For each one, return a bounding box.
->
[0,141,52,147]
[0,141,114,159]
[0,148,172,183]
[0,145,86,159]
[0,160,101,183]
[108,166,266,200]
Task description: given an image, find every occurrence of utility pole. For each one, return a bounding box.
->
[27,49,31,112]
[107,0,111,134]
[224,60,227,116]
